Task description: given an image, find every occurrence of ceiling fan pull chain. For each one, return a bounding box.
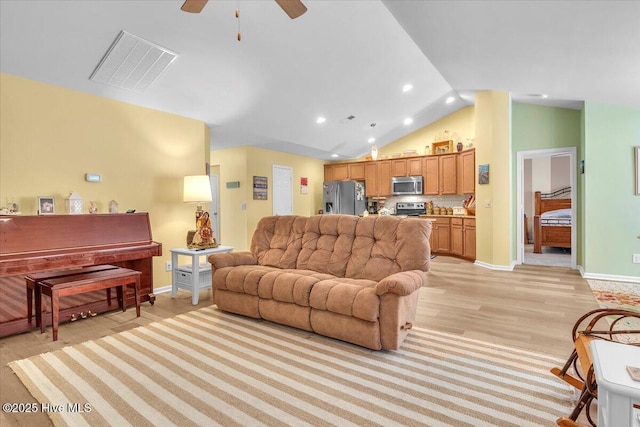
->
[236,5,241,41]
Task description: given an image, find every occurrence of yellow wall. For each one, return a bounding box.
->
[211,146,325,251]
[378,106,475,158]
[474,91,512,268]
[0,73,209,287]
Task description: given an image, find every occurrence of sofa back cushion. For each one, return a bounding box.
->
[251,216,307,269]
[296,215,359,277]
[345,216,431,281]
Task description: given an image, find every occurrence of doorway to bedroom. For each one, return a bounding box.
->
[516,148,576,269]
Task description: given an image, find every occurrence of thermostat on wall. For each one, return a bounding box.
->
[85,173,101,182]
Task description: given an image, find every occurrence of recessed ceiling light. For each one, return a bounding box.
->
[316,116,326,124]
[331,154,339,158]
[402,84,413,93]
[368,137,376,144]
[403,117,413,126]
[541,94,549,99]
[445,96,455,104]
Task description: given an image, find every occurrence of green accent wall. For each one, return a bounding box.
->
[583,102,640,278]
[511,103,581,262]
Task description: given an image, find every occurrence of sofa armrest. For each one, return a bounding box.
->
[375,270,426,296]
[208,251,258,269]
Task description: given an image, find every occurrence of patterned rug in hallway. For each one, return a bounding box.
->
[9,307,573,427]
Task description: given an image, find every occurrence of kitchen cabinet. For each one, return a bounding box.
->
[428,217,450,254]
[364,161,392,197]
[377,161,392,196]
[423,154,457,195]
[391,158,422,177]
[324,162,365,182]
[451,217,476,260]
[459,149,475,195]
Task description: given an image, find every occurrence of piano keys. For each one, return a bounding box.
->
[0,213,161,337]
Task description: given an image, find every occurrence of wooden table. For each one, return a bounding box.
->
[38,266,141,341]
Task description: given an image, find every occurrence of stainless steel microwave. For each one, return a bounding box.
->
[391,176,423,195]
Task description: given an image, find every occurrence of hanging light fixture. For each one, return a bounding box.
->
[370,144,378,161]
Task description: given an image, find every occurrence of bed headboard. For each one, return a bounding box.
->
[534,187,571,215]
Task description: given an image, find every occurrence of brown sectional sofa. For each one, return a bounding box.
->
[208,214,431,350]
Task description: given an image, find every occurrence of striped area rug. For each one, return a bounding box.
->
[9,307,573,426]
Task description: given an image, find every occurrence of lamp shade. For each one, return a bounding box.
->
[183,175,212,203]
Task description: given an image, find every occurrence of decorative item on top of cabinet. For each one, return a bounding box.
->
[432,140,454,154]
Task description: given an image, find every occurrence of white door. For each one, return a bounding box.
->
[209,174,220,242]
[272,165,293,215]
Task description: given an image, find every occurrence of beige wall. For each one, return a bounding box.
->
[474,91,512,268]
[0,73,209,287]
[211,146,325,251]
[378,106,475,158]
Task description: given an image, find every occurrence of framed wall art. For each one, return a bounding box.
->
[478,164,490,185]
[253,176,268,200]
[38,196,56,215]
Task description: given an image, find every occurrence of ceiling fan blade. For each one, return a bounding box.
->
[181,0,209,14]
[274,0,307,19]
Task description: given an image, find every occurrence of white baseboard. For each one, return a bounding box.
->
[154,285,172,294]
[474,260,515,271]
[580,271,640,284]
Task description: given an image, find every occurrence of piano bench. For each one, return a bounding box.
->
[37,266,142,341]
[25,265,120,328]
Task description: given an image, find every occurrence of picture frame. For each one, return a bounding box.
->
[478,164,490,185]
[253,176,268,200]
[635,146,640,195]
[38,196,55,215]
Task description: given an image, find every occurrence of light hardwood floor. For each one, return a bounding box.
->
[1,257,599,427]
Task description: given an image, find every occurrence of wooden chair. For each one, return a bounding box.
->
[551,308,640,426]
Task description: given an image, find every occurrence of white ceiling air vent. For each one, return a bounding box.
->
[90,31,178,93]
[339,115,356,124]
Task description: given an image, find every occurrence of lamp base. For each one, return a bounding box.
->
[186,230,218,249]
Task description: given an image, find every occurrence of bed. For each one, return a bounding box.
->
[533,187,572,254]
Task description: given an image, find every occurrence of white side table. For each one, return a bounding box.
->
[590,340,640,427]
[170,246,233,305]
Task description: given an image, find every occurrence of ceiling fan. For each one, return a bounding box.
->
[181,0,307,19]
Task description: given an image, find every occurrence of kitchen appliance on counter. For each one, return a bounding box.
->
[323,180,366,215]
[395,202,426,217]
[391,176,423,195]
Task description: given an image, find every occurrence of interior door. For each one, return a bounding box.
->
[272,165,293,216]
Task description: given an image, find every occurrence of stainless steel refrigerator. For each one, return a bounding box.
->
[322,181,366,215]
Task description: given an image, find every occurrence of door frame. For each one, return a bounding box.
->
[516,147,577,268]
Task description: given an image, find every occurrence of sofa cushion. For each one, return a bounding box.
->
[213,265,280,296]
[296,215,359,277]
[257,270,323,307]
[251,216,307,269]
[345,216,431,281]
[309,278,379,322]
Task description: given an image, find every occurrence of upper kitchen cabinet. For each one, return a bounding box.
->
[423,154,457,195]
[459,149,475,195]
[364,160,392,197]
[324,162,365,181]
[391,157,423,177]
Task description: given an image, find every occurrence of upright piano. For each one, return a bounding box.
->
[0,213,162,337]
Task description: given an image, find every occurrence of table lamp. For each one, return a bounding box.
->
[183,175,215,248]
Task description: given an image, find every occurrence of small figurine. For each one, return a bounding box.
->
[189,211,218,248]
[89,201,98,214]
[109,200,119,213]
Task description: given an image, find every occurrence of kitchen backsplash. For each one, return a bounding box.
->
[371,195,469,214]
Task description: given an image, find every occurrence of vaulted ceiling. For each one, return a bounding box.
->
[1,1,638,160]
